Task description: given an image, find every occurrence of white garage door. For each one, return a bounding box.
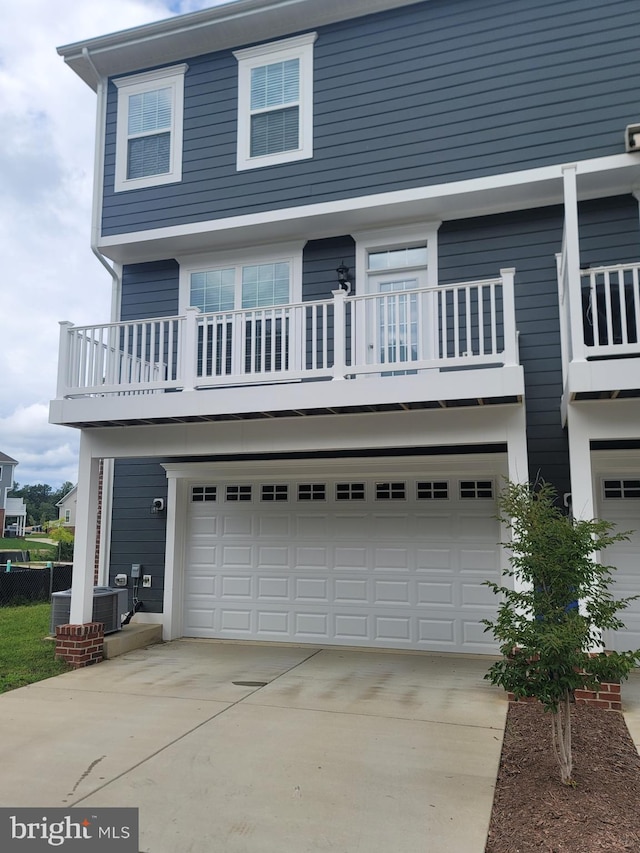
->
[183,474,502,653]
[599,476,640,652]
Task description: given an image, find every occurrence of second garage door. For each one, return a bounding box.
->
[183,473,503,653]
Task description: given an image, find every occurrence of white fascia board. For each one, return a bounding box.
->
[568,398,640,442]
[58,0,428,91]
[567,359,640,396]
[162,452,507,482]
[49,365,524,427]
[98,154,640,265]
[67,403,526,462]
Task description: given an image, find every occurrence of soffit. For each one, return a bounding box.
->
[58,0,427,90]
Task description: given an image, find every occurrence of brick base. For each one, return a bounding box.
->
[507,682,622,711]
[55,622,104,669]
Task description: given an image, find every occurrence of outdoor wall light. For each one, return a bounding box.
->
[151,497,165,514]
[336,261,352,294]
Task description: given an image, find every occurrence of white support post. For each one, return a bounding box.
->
[505,405,530,596]
[499,268,517,366]
[566,406,603,649]
[562,165,586,362]
[331,289,347,379]
[162,473,186,640]
[181,307,200,392]
[56,321,74,398]
[69,434,101,624]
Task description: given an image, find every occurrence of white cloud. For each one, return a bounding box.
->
[0,0,230,487]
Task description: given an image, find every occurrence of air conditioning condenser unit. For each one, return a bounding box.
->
[50,587,128,635]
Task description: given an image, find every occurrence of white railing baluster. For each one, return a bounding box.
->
[465,286,472,356]
[453,287,460,358]
[618,269,629,346]
[604,271,614,346]
[634,267,640,345]
[478,285,485,357]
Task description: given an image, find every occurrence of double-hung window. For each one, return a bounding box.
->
[113,64,187,192]
[234,33,316,170]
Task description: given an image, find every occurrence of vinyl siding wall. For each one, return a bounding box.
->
[102,0,640,236]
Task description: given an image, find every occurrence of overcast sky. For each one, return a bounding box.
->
[0,0,228,488]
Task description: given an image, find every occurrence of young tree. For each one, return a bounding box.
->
[484,480,640,785]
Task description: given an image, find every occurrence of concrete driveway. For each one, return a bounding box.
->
[0,641,506,852]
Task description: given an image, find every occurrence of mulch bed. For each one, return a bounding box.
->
[486,702,640,853]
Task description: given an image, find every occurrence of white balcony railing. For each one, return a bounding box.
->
[56,270,518,399]
[557,254,640,368]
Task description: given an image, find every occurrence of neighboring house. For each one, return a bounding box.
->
[52,0,640,656]
[56,484,77,531]
[0,453,26,537]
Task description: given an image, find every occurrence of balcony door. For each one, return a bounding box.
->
[364,244,432,373]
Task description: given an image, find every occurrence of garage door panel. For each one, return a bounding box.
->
[257,545,289,567]
[374,580,410,604]
[184,474,502,653]
[221,576,252,597]
[222,515,253,535]
[460,548,500,572]
[258,515,291,536]
[375,616,411,641]
[295,546,328,568]
[295,577,329,600]
[222,545,253,567]
[417,581,454,605]
[334,547,368,570]
[416,549,453,571]
[334,578,368,602]
[258,577,290,599]
[417,618,456,645]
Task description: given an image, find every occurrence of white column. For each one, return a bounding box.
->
[500,268,518,366]
[162,473,186,640]
[69,433,101,624]
[505,405,530,595]
[331,289,347,379]
[562,165,585,362]
[97,457,114,586]
[567,406,595,521]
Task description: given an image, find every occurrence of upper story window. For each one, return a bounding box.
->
[234,33,317,171]
[112,64,188,193]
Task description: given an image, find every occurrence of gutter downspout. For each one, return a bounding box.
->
[82,47,116,588]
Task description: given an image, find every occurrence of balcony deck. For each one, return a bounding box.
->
[558,259,640,413]
[50,270,524,428]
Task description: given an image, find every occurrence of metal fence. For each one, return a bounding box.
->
[0,565,73,606]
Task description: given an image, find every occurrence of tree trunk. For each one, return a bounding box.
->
[551,692,574,785]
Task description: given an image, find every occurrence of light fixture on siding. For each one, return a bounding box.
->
[151,497,165,514]
[336,261,351,294]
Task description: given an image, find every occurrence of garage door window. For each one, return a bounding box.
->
[417,481,449,499]
[336,483,365,500]
[603,479,640,499]
[375,482,406,500]
[261,484,289,501]
[226,485,253,501]
[191,486,217,502]
[298,484,326,501]
[460,480,494,499]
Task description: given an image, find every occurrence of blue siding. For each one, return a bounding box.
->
[109,459,168,614]
[102,0,640,236]
[120,260,179,321]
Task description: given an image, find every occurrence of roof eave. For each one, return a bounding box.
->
[57,0,426,90]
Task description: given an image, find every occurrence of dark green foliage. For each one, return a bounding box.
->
[484,481,640,712]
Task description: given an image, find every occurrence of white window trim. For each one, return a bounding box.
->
[113,63,188,193]
[177,242,305,313]
[234,33,317,171]
[352,223,442,294]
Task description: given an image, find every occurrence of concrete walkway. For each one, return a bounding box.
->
[0,642,506,852]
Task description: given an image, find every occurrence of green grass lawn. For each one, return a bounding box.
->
[0,603,71,693]
[0,537,58,561]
